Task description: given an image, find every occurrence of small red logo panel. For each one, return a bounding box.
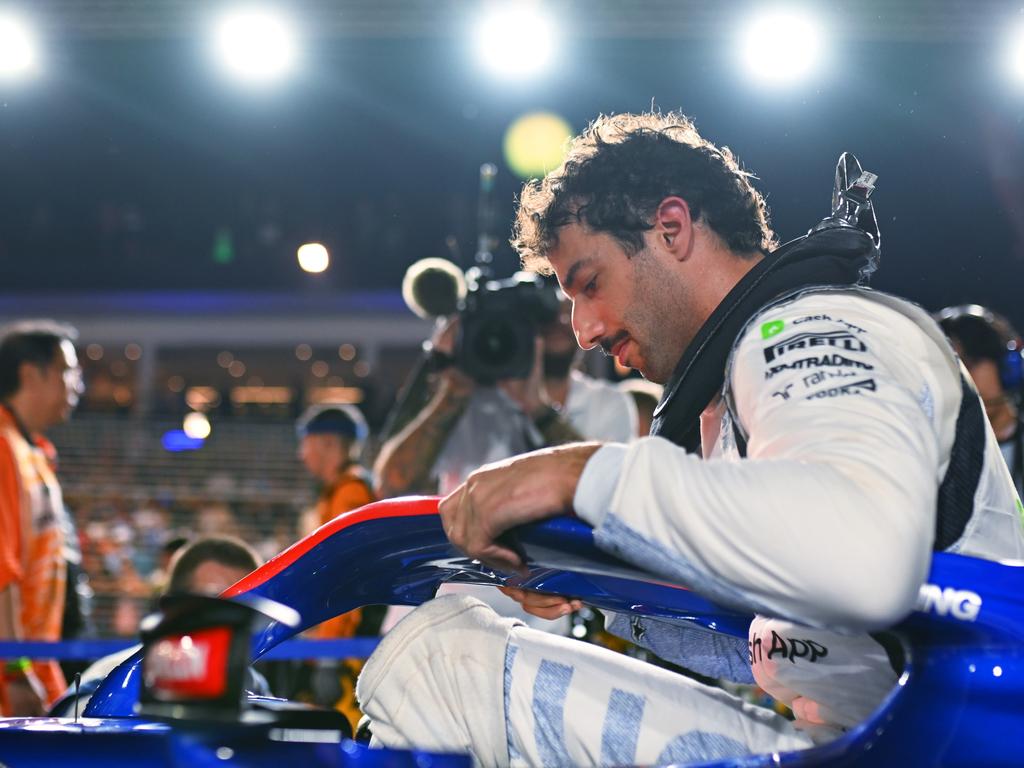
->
[143,626,232,700]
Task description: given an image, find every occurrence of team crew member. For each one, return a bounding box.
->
[356,112,1024,765]
[937,305,1024,495]
[0,322,83,716]
[296,404,376,731]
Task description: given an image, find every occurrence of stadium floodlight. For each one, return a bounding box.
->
[212,7,298,85]
[183,411,212,440]
[0,13,38,80]
[474,3,556,80]
[1007,21,1024,85]
[297,242,329,273]
[739,8,824,85]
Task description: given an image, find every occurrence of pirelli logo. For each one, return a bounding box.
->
[763,331,867,363]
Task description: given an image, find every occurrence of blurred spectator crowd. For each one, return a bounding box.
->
[52,415,312,637]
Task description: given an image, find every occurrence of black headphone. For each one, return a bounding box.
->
[935,304,1024,392]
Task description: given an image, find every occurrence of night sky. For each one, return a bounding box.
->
[1,32,1023,324]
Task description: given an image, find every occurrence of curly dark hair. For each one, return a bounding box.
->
[512,111,776,273]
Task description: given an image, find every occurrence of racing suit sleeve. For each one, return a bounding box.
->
[601,611,755,683]
[573,304,946,631]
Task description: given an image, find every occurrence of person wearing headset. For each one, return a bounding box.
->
[937,305,1024,495]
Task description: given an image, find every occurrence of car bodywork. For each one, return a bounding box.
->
[2,496,1022,765]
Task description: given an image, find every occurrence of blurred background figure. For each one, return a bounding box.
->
[297,404,375,535]
[164,535,260,596]
[617,378,665,437]
[374,296,636,634]
[374,299,636,500]
[0,321,83,716]
[295,404,378,733]
[62,535,266,715]
[147,534,189,597]
[937,305,1024,495]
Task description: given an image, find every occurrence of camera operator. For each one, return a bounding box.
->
[373,300,636,500]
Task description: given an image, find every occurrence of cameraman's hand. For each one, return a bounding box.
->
[430,316,475,402]
[430,315,460,357]
[499,338,546,418]
[498,585,583,620]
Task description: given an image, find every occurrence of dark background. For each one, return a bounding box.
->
[1,1,1023,322]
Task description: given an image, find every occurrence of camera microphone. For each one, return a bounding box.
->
[401,257,467,319]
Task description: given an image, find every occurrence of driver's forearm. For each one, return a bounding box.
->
[374,390,469,498]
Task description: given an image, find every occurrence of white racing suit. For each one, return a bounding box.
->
[357,288,1024,766]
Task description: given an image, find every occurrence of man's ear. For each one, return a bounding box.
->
[653,196,694,261]
[17,361,42,392]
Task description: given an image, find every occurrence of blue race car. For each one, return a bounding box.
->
[1,496,1022,766]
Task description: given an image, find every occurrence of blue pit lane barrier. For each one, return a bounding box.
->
[0,637,381,661]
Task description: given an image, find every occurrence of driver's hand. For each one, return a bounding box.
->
[498,586,583,620]
[438,443,600,573]
[5,672,47,716]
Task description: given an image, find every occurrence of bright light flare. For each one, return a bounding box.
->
[474,4,556,80]
[1006,22,1024,85]
[503,112,573,179]
[0,14,39,79]
[297,242,329,274]
[183,411,212,440]
[213,8,298,84]
[739,9,823,85]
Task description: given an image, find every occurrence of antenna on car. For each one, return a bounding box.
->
[73,671,81,724]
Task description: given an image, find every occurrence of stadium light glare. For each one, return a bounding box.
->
[739,8,824,85]
[503,111,573,179]
[1007,22,1024,85]
[0,13,39,80]
[474,4,556,79]
[183,411,212,440]
[297,242,330,273]
[213,7,298,84]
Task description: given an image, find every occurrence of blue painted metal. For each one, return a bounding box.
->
[0,716,470,767]
[0,638,381,660]
[6,497,1024,765]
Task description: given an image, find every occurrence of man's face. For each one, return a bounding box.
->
[949,338,1010,422]
[33,340,82,428]
[546,223,691,384]
[299,433,343,480]
[186,560,251,596]
[963,357,1007,414]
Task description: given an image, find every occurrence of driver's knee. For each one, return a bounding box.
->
[356,595,522,761]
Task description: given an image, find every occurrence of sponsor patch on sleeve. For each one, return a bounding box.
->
[763,330,868,364]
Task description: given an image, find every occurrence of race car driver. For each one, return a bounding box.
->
[356,111,1024,765]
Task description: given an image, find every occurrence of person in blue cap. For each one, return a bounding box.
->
[296,403,376,732]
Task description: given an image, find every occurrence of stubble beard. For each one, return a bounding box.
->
[626,252,691,384]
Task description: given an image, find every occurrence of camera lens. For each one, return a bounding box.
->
[471,317,520,367]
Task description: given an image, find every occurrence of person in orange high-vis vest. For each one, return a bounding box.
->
[296,404,376,733]
[0,322,83,716]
